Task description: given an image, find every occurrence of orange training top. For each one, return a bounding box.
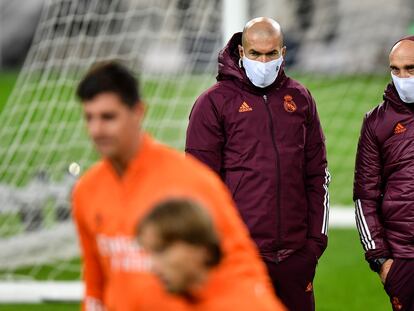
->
[193,279,286,311]
[72,134,284,311]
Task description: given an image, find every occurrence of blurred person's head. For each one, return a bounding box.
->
[76,61,144,172]
[137,198,222,296]
[389,36,414,103]
[238,17,286,88]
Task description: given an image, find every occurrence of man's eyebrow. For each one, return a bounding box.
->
[265,50,279,55]
[249,49,278,55]
[404,64,414,70]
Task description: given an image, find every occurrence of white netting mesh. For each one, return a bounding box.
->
[0,0,222,281]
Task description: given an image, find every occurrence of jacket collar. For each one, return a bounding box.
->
[383,82,414,113]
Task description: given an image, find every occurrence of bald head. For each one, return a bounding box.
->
[239,17,285,63]
[242,17,283,47]
[389,39,414,78]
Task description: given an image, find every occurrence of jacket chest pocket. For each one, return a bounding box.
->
[277,123,306,174]
[225,105,271,149]
[276,122,306,151]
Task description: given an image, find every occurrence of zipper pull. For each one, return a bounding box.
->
[263,95,268,104]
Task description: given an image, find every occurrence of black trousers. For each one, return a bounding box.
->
[264,247,317,311]
[384,258,414,311]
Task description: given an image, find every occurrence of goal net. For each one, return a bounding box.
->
[0,0,413,302]
[0,0,222,301]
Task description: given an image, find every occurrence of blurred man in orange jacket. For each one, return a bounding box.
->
[72,61,282,310]
[137,198,286,311]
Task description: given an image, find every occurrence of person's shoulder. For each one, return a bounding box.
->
[364,100,389,126]
[200,280,285,311]
[146,139,187,169]
[365,103,382,120]
[153,141,218,180]
[151,141,223,188]
[283,76,311,96]
[73,160,107,196]
[184,153,222,183]
[279,76,315,109]
[148,142,236,217]
[360,100,400,145]
[196,80,241,106]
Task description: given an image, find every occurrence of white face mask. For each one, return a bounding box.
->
[391,73,414,103]
[242,55,283,88]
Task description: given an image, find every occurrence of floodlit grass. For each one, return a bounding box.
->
[0,71,18,114]
[7,258,81,281]
[314,229,389,310]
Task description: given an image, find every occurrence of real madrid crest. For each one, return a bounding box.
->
[283,95,297,112]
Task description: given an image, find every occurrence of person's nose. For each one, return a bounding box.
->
[88,119,103,138]
[257,55,270,63]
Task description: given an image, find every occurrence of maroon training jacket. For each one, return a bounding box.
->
[185,33,329,262]
[354,82,414,261]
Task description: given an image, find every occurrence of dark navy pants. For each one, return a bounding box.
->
[264,247,317,311]
[384,258,414,311]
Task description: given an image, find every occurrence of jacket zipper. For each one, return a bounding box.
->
[263,94,282,257]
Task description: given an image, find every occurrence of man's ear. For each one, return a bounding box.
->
[238,45,244,58]
[281,46,287,58]
[133,101,146,121]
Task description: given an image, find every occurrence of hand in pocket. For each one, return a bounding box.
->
[380,259,394,284]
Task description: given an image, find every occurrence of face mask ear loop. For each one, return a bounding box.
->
[239,58,243,68]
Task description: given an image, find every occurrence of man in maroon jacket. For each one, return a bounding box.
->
[185,17,330,311]
[354,36,414,311]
